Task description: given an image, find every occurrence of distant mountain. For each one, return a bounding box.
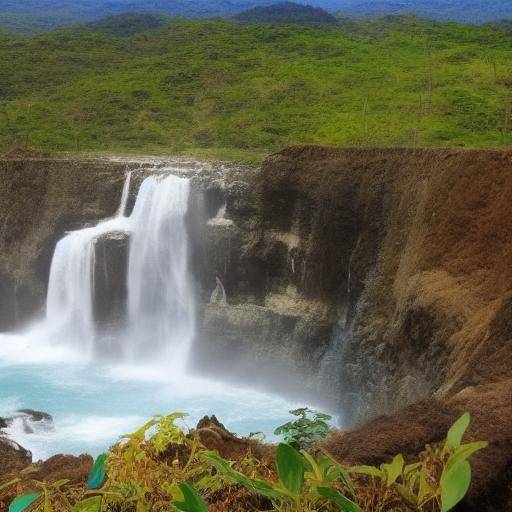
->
[485,19,512,34]
[333,1,512,25]
[2,0,512,34]
[235,2,338,25]
[87,13,170,37]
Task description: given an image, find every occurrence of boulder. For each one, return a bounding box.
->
[0,436,32,479]
[93,230,129,331]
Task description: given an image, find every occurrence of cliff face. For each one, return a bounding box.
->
[2,149,511,424]
[195,146,512,508]
[0,158,130,330]
[197,146,512,424]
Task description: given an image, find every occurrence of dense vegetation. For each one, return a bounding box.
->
[87,13,171,38]
[235,2,338,26]
[1,15,512,161]
[2,411,486,511]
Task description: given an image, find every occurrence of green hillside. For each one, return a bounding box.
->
[235,2,339,26]
[1,16,511,160]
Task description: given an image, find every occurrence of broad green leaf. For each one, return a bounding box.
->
[300,449,322,480]
[445,413,470,451]
[317,487,362,512]
[441,459,471,512]
[445,441,488,472]
[87,453,108,489]
[9,493,41,512]
[276,443,305,495]
[381,454,404,486]
[202,451,287,499]
[173,483,208,512]
[348,465,384,478]
[73,496,102,512]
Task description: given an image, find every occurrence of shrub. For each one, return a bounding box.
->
[6,412,486,512]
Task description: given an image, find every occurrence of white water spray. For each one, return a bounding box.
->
[44,171,194,365]
[127,174,195,365]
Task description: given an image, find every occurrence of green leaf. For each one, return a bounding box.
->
[440,459,471,512]
[173,483,208,512]
[418,467,434,502]
[317,487,362,512]
[202,451,287,499]
[73,496,102,512]
[276,443,305,495]
[87,453,108,489]
[445,441,488,472]
[381,454,404,486]
[348,465,384,478]
[0,478,21,493]
[9,493,41,512]
[445,413,471,451]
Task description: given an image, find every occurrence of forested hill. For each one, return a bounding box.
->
[1,17,511,160]
[87,13,171,37]
[235,2,338,26]
[2,0,512,34]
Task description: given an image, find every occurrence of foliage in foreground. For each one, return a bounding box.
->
[274,408,333,449]
[2,411,486,512]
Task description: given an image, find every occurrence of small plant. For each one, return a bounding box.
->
[6,411,486,512]
[203,442,361,511]
[274,408,332,448]
[348,413,487,511]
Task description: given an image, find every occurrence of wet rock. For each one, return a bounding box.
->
[17,409,53,423]
[29,453,93,484]
[0,158,131,330]
[0,436,32,478]
[3,410,55,434]
[93,230,129,330]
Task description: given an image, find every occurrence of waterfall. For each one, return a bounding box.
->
[126,175,195,364]
[116,171,132,217]
[45,171,195,365]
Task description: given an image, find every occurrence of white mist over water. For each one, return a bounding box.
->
[0,167,302,457]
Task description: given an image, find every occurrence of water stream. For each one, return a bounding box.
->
[0,168,300,458]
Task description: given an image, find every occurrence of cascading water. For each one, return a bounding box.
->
[0,163,302,460]
[45,171,194,365]
[126,174,195,366]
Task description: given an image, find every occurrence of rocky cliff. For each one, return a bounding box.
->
[1,148,511,508]
[198,146,512,425]
[195,145,512,509]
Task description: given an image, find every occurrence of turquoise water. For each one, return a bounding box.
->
[0,333,299,460]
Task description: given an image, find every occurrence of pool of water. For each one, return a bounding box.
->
[0,331,300,460]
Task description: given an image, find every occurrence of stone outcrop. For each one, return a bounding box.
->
[93,230,129,331]
[0,436,32,475]
[0,158,130,330]
[195,146,512,422]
